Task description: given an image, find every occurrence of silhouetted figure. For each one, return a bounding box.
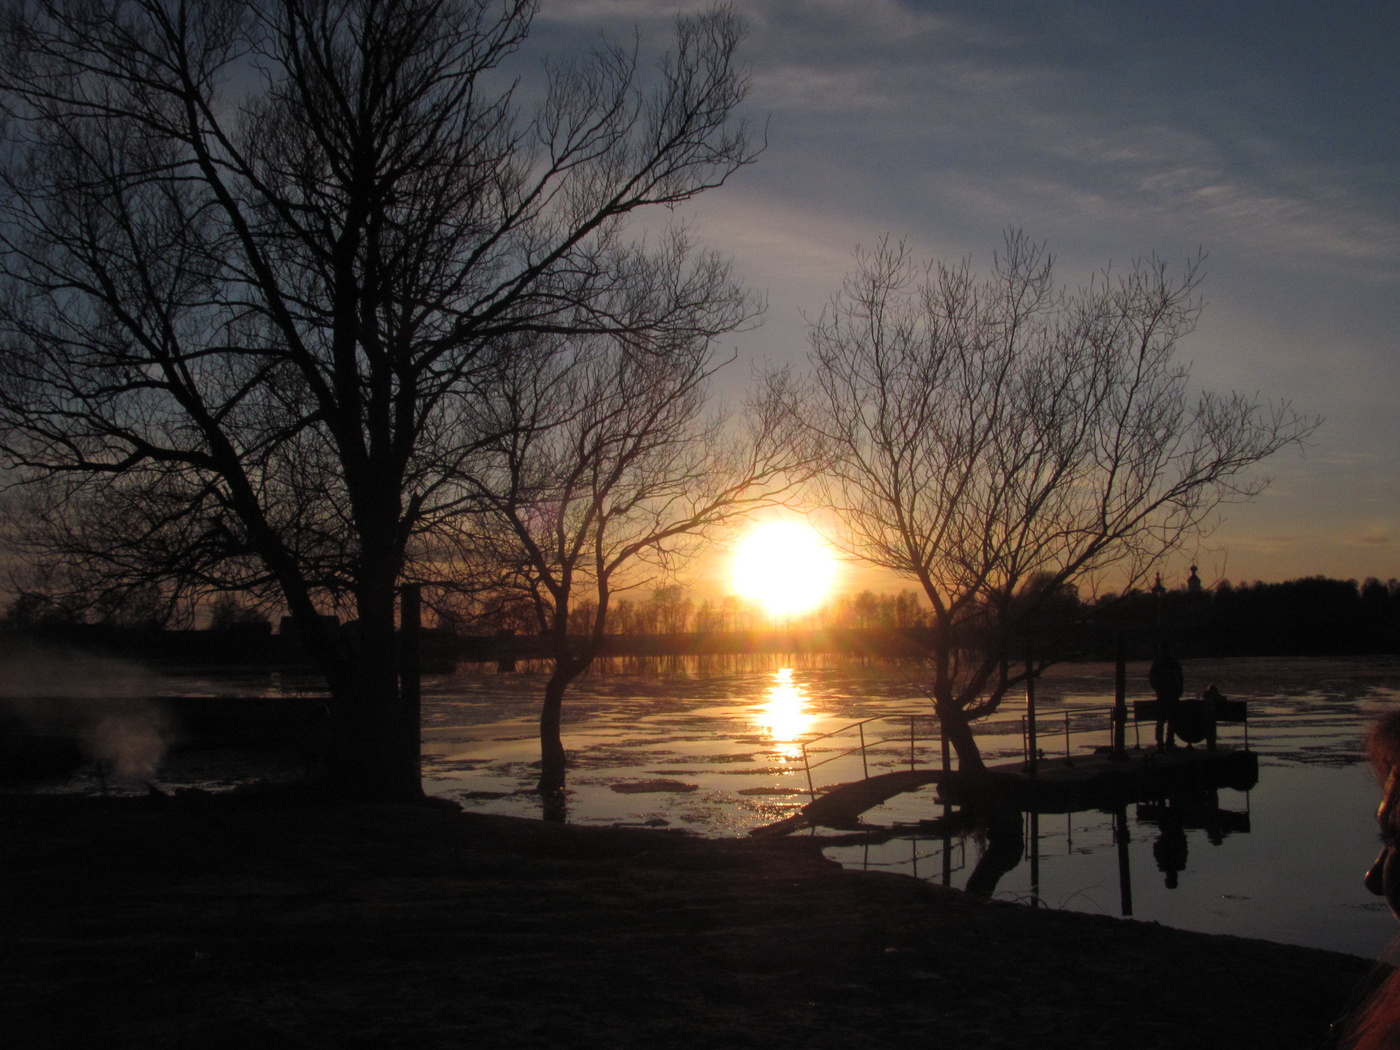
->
[1202,683,1224,750]
[1150,800,1189,889]
[1340,711,1400,1047]
[1149,641,1184,749]
[495,628,517,673]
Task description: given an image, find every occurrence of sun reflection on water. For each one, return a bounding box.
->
[755,668,814,759]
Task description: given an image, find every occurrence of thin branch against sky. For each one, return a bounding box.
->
[533,1,1399,588]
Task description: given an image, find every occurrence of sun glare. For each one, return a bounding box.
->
[731,520,837,618]
[755,667,814,759]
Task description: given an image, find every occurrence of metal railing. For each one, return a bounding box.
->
[796,702,1250,804]
[798,712,941,802]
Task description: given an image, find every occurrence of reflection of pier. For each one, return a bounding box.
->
[750,703,1255,915]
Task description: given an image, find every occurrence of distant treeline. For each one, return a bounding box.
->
[507,576,1400,660]
[2,575,1396,667]
[1096,575,1400,658]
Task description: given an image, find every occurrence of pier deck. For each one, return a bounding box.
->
[751,745,1257,837]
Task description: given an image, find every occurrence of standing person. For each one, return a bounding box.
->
[1149,641,1185,750]
[1341,712,1400,1048]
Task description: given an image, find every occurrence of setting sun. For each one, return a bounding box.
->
[730,520,838,618]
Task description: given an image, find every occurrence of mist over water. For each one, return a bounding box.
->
[0,649,172,784]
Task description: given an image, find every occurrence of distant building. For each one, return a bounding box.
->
[278,613,341,638]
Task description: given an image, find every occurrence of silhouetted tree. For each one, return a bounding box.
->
[438,329,802,793]
[3,590,79,630]
[0,0,758,800]
[794,231,1317,771]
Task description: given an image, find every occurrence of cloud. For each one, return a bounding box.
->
[701,3,1400,284]
[533,0,694,23]
[1353,530,1393,548]
[525,1,1400,583]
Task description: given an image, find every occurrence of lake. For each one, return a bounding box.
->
[417,654,1400,960]
[19,651,1398,960]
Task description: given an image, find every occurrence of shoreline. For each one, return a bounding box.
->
[0,791,1384,1049]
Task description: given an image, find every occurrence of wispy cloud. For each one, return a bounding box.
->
[529,0,1400,583]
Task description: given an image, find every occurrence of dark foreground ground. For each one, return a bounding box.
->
[0,792,1385,1050]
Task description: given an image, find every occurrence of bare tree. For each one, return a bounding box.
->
[438,327,803,795]
[0,0,758,800]
[798,231,1317,772]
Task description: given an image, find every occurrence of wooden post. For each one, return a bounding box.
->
[1025,660,1038,779]
[400,583,422,774]
[1112,634,1127,755]
[1114,803,1134,917]
[1029,810,1041,905]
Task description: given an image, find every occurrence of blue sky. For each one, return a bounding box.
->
[534,1,1399,590]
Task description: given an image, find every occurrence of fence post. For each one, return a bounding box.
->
[399,583,422,776]
[1112,634,1127,755]
[858,722,869,780]
[1026,662,1038,780]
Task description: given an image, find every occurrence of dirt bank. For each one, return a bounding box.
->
[0,792,1383,1049]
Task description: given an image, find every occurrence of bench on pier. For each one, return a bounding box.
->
[1133,695,1247,748]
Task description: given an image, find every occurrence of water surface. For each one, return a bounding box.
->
[420,655,1400,959]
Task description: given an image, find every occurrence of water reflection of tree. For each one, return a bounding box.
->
[913,800,1025,899]
[963,804,1026,898]
[901,787,1251,903]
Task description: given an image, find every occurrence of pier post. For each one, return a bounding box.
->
[399,583,422,775]
[1029,810,1041,905]
[1112,635,1127,755]
[1114,803,1134,916]
[1025,661,1038,779]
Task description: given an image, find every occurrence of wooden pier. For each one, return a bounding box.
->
[751,745,1257,837]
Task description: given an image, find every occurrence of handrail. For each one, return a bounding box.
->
[796,701,1249,804]
[799,712,940,802]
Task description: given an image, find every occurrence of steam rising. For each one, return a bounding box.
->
[0,649,172,782]
[82,705,170,781]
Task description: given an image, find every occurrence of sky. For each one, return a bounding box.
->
[531,0,1400,595]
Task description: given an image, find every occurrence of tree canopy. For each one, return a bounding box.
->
[0,0,759,799]
[796,231,1317,770]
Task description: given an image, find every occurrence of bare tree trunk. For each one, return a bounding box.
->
[298,580,422,803]
[537,670,570,797]
[929,612,987,773]
[938,703,987,774]
[538,654,590,799]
